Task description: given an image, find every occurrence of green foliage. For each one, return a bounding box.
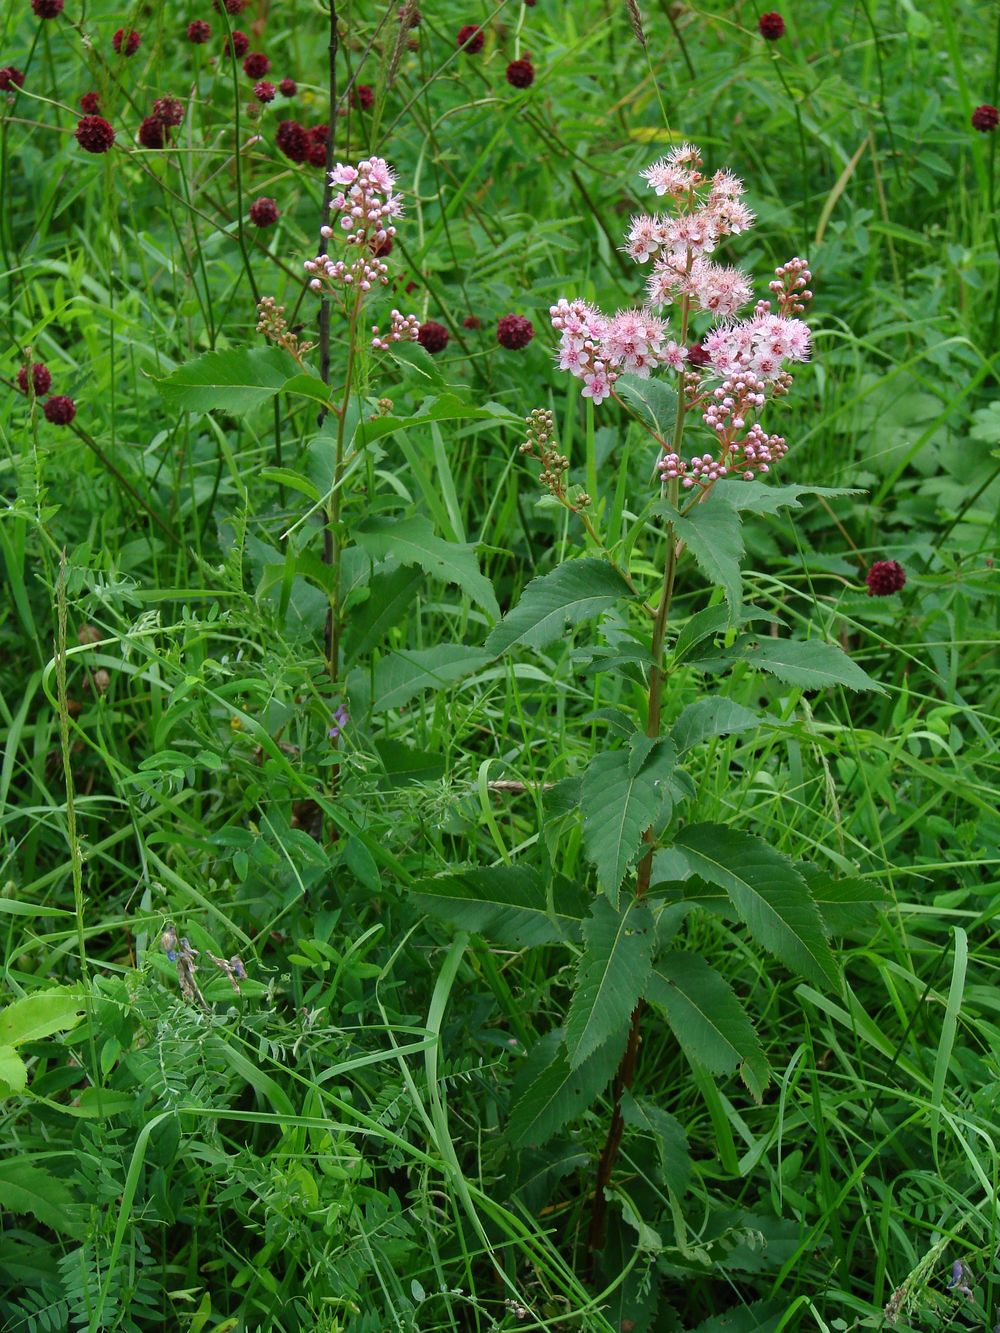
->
[581,736,676,903]
[675,823,840,988]
[156,346,303,415]
[354,515,499,618]
[412,865,587,946]
[485,558,632,654]
[564,897,654,1067]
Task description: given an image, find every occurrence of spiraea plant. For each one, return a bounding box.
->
[413,144,886,1263]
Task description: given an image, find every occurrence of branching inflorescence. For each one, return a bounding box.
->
[301,156,420,354]
[550,143,813,494]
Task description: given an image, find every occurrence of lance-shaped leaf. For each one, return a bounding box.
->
[343,564,423,664]
[660,498,744,623]
[371,644,491,712]
[718,480,863,516]
[506,1029,621,1148]
[412,866,588,947]
[671,698,774,752]
[675,823,840,988]
[616,373,679,438]
[748,637,886,694]
[582,736,676,904]
[485,559,631,656]
[355,515,499,619]
[564,897,654,1069]
[620,1088,692,1197]
[156,346,301,415]
[799,866,886,933]
[645,951,769,1102]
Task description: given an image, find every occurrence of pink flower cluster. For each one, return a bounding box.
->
[550,300,685,405]
[550,144,814,492]
[303,157,420,350]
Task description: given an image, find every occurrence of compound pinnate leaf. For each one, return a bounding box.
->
[506,1029,621,1148]
[582,737,676,904]
[412,865,588,948]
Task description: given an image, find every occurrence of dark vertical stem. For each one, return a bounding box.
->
[321,2,339,676]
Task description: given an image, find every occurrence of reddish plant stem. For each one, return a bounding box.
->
[588,294,691,1251]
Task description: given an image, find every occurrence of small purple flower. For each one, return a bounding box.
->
[948,1259,973,1299]
[167,949,178,962]
[328,703,349,740]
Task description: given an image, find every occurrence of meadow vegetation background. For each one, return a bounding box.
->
[2,0,1000,1329]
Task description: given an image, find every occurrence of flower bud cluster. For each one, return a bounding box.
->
[768,257,813,315]
[658,371,787,488]
[255,296,315,362]
[371,308,420,351]
[519,408,571,498]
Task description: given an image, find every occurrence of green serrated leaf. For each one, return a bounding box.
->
[675,823,840,988]
[0,987,86,1047]
[718,481,863,516]
[506,1029,620,1147]
[355,516,498,619]
[800,866,886,933]
[343,564,424,664]
[0,1044,27,1095]
[371,645,491,712]
[645,951,769,1101]
[485,559,631,656]
[412,866,588,947]
[620,1088,691,1196]
[748,637,886,693]
[0,1161,83,1235]
[565,898,654,1068]
[663,498,744,623]
[671,698,772,752]
[156,346,300,415]
[617,373,679,439]
[582,740,675,903]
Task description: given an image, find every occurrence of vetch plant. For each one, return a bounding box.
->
[413,144,886,1256]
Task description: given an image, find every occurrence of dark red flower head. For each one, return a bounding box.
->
[253,79,275,102]
[497,314,535,350]
[16,363,52,396]
[112,28,141,55]
[418,321,450,354]
[249,196,279,227]
[371,235,393,257]
[243,51,269,78]
[505,58,534,88]
[971,104,999,132]
[462,315,481,329]
[213,0,247,12]
[353,83,374,110]
[0,66,25,91]
[139,115,168,148]
[79,90,100,113]
[758,11,785,39]
[866,560,906,597]
[187,19,211,43]
[305,124,328,166]
[152,95,184,126]
[279,77,296,96]
[31,0,64,17]
[276,118,308,162]
[226,29,249,57]
[686,342,711,368]
[44,395,76,425]
[75,115,115,153]
[456,24,484,53]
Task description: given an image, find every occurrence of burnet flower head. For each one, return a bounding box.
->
[550,143,814,490]
[303,156,420,352]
